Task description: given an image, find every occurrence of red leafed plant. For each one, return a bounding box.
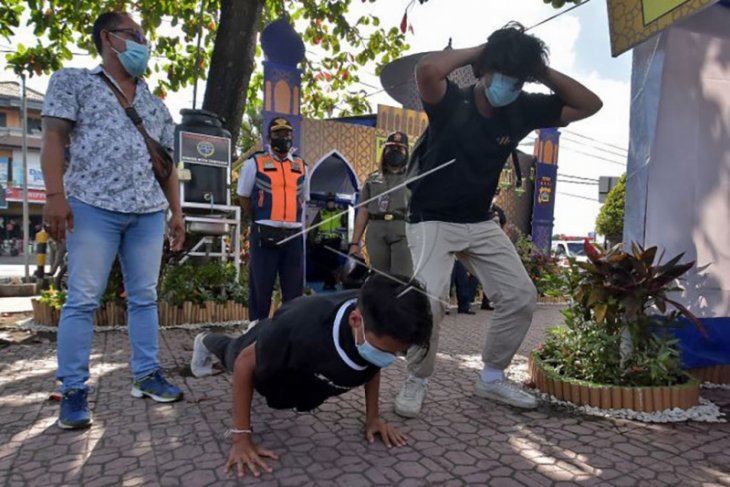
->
[575,240,705,342]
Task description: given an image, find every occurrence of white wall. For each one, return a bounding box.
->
[626,4,730,318]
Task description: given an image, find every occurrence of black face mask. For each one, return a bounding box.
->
[383,150,407,169]
[271,137,292,154]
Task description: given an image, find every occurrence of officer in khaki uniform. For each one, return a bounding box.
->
[349,131,412,277]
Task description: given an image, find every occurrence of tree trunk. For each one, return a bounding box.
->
[203,0,264,151]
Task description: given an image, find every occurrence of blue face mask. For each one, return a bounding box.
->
[356,326,396,368]
[484,73,522,107]
[111,33,150,78]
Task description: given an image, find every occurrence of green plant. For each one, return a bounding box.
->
[39,286,66,311]
[576,241,704,341]
[595,174,625,245]
[159,261,247,306]
[515,232,567,298]
[538,241,701,387]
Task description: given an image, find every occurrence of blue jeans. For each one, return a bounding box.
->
[57,198,165,392]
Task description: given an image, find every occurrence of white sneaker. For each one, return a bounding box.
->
[190,333,215,378]
[474,378,538,410]
[394,376,428,418]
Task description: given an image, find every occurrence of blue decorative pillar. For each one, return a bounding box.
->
[260,17,305,149]
[530,128,561,252]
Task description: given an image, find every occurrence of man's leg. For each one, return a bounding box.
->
[56,199,122,428]
[395,221,463,418]
[279,233,304,303]
[248,227,280,320]
[453,260,475,314]
[117,210,182,402]
[461,220,538,409]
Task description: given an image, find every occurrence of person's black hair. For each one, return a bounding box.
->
[477,21,549,83]
[92,12,130,55]
[358,274,433,352]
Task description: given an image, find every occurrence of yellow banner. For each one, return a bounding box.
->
[608,0,717,57]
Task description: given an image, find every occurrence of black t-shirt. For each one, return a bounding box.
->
[408,80,565,224]
[234,291,379,411]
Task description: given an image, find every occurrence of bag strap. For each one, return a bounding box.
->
[99,74,160,153]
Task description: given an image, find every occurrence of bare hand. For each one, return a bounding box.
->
[43,194,74,242]
[348,243,361,256]
[168,213,185,251]
[364,417,407,448]
[224,435,278,479]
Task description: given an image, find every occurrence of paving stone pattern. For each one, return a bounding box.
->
[1,305,729,486]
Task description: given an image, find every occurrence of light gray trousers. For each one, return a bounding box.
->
[405,220,537,378]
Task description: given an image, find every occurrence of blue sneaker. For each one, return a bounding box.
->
[58,388,92,430]
[131,370,183,403]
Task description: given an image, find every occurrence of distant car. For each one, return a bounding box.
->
[551,240,589,265]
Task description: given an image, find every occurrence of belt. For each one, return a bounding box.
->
[369,213,405,221]
[255,223,300,236]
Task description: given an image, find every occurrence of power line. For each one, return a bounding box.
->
[558,173,599,182]
[558,144,626,167]
[557,179,598,185]
[561,135,628,159]
[563,129,628,153]
[557,191,601,203]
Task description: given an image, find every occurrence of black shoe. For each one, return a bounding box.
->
[457,309,476,315]
[481,302,494,311]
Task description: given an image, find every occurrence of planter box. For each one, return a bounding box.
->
[31,299,248,327]
[688,365,730,385]
[529,352,699,412]
[537,296,568,304]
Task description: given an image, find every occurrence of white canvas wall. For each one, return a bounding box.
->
[625,4,730,318]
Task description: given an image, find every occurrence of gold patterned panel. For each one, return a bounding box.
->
[299,119,381,185]
[608,0,716,56]
[376,104,428,138]
[496,151,537,236]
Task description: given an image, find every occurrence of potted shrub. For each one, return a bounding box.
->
[530,241,706,412]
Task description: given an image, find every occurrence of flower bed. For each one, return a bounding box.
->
[32,261,250,326]
[31,299,248,327]
[529,352,699,412]
[532,241,707,413]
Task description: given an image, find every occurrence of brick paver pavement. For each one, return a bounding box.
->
[1,305,729,486]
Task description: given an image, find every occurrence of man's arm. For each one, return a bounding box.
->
[40,117,74,241]
[232,344,256,436]
[416,44,484,105]
[541,68,603,124]
[160,169,185,251]
[239,196,252,220]
[225,344,278,478]
[363,372,407,448]
[348,208,369,255]
[237,158,256,221]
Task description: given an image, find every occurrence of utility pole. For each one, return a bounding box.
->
[20,73,30,280]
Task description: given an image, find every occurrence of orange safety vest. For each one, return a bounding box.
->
[252,152,307,223]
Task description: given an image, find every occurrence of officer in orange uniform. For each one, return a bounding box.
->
[237,118,309,320]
